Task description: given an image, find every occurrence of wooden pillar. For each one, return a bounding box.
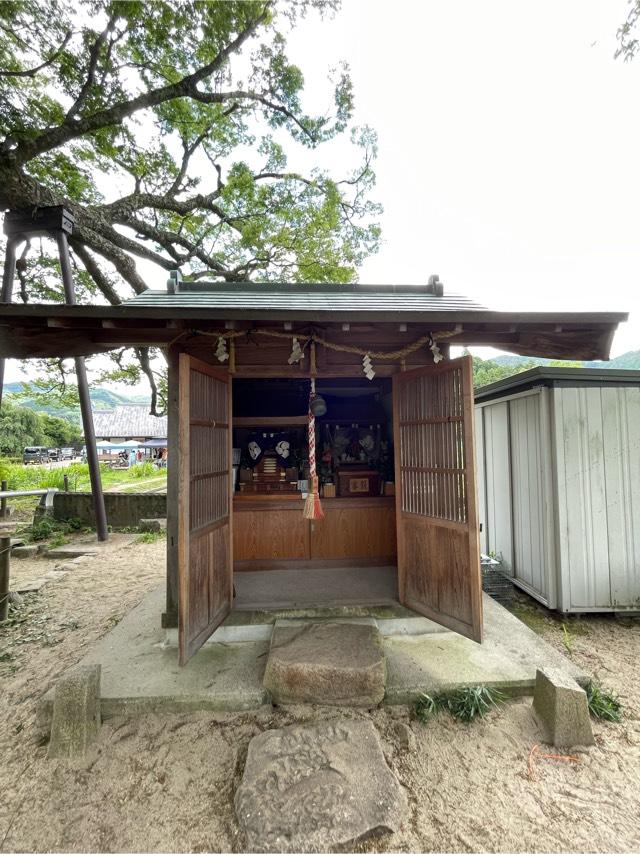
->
[55,228,108,542]
[1,208,108,542]
[162,345,180,628]
[0,535,10,622]
[0,236,18,409]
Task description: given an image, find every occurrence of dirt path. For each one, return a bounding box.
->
[1,542,639,852]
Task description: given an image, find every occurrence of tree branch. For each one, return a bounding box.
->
[66,15,117,120]
[0,30,72,78]
[11,4,272,165]
[69,239,122,305]
[135,347,160,416]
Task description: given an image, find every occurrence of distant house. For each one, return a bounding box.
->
[91,405,167,443]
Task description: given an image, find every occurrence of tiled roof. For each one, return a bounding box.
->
[123,281,487,314]
[92,405,167,439]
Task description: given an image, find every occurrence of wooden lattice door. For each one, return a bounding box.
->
[178,355,232,664]
[393,355,482,642]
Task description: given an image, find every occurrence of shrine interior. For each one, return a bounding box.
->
[230,377,399,610]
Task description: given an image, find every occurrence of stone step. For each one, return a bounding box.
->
[45,546,98,559]
[263,620,387,707]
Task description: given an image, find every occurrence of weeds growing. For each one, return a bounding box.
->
[136,529,166,544]
[414,685,507,724]
[585,681,622,722]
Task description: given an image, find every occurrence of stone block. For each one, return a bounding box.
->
[14,577,48,593]
[48,664,101,759]
[11,544,39,558]
[235,720,407,852]
[138,518,167,533]
[533,666,594,748]
[45,546,98,559]
[263,621,386,707]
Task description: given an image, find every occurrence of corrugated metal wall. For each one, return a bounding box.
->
[553,385,640,611]
[482,402,513,571]
[509,394,551,602]
[476,390,552,604]
[477,382,640,612]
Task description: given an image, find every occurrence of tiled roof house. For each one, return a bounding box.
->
[91,405,167,440]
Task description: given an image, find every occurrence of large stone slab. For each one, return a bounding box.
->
[263,621,386,706]
[533,666,594,748]
[139,517,167,533]
[48,664,101,759]
[235,720,407,852]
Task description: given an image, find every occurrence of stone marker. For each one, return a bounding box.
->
[533,666,594,748]
[48,664,101,759]
[139,518,167,533]
[11,544,37,558]
[263,621,386,707]
[235,719,407,852]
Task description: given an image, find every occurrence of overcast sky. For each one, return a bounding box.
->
[287,0,639,356]
[5,0,639,387]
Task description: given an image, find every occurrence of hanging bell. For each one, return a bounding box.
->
[310,394,327,417]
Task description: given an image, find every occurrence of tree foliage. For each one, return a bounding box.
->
[617,1,640,60]
[0,398,82,455]
[0,0,380,409]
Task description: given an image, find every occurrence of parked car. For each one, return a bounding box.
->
[47,448,60,462]
[60,448,75,460]
[23,446,49,464]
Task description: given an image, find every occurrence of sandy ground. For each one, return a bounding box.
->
[1,536,639,853]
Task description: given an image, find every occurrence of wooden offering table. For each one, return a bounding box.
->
[233,494,396,570]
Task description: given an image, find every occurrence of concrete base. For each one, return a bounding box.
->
[385,595,587,703]
[37,585,588,730]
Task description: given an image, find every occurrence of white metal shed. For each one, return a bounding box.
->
[475,368,640,613]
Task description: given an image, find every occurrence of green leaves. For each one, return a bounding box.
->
[0,1,381,402]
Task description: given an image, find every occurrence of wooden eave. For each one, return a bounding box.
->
[0,302,628,362]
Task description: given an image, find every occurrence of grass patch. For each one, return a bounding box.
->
[585,681,622,722]
[136,529,166,544]
[413,691,447,723]
[414,685,507,724]
[0,459,167,493]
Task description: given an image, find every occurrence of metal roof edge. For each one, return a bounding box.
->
[474,366,640,402]
[0,303,629,324]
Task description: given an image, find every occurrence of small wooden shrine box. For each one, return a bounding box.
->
[337,467,380,497]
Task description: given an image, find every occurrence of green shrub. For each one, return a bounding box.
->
[585,681,622,722]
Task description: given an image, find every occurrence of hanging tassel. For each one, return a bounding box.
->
[303,378,324,520]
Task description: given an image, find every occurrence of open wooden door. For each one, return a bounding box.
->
[393,355,482,642]
[178,354,232,664]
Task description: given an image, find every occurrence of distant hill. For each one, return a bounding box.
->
[2,383,151,422]
[473,350,640,388]
[492,350,640,370]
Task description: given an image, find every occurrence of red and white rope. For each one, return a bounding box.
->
[308,378,317,479]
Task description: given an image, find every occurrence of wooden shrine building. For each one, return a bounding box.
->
[0,274,627,663]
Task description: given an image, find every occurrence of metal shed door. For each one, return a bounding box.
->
[393,356,483,642]
[178,354,232,664]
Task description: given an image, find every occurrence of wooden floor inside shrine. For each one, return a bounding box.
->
[233,565,398,611]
